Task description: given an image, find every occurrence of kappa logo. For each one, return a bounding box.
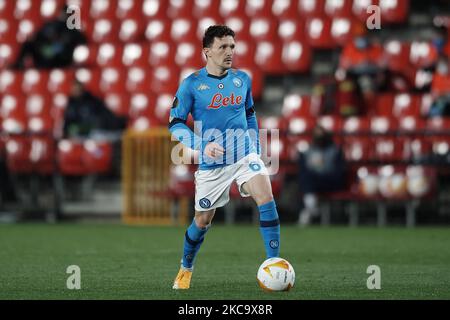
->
[197,84,210,91]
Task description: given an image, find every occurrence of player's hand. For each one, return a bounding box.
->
[204,142,225,158]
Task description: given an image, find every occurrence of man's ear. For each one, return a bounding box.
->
[203,47,210,58]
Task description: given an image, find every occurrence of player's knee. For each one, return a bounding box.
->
[194,213,213,229]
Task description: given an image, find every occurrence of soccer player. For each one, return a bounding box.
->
[169,25,280,289]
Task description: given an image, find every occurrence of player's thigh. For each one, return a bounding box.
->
[241,174,273,206]
[194,209,216,227]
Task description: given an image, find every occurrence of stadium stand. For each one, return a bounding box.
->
[0,0,449,225]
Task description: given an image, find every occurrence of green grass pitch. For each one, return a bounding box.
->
[0,224,449,299]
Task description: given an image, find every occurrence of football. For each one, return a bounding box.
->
[257,257,295,292]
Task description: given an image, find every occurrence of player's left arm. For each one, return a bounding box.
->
[244,74,261,155]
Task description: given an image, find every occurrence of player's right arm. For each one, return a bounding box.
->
[168,79,224,158]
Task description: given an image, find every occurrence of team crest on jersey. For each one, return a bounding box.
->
[197,84,210,91]
[199,198,211,209]
[233,77,242,88]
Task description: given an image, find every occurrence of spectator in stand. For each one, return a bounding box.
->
[297,125,347,226]
[429,54,450,117]
[11,5,86,70]
[63,81,127,139]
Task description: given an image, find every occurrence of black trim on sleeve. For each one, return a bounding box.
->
[246,106,255,117]
[168,117,187,129]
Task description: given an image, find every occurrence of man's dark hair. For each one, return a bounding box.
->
[203,25,235,48]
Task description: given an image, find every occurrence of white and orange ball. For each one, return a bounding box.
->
[257,257,295,292]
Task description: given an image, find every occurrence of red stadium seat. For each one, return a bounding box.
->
[0,0,15,17]
[0,19,18,43]
[282,39,312,73]
[89,0,117,20]
[427,117,450,135]
[430,136,450,158]
[149,41,176,67]
[398,116,426,135]
[219,0,246,18]
[73,44,97,67]
[373,137,403,162]
[281,94,314,118]
[152,65,181,94]
[255,41,285,74]
[324,0,353,17]
[167,0,194,19]
[249,17,278,42]
[122,43,150,67]
[239,65,264,99]
[95,43,124,67]
[379,0,409,24]
[142,0,168,20]
[317,115,343,134]
[370,116,398,135]
[126,67,152,93]
[86,19,120,43]
[83,140,113,174]
[305,16,334,49]
[175,41,204,68]
[58,139,86,176]
[352,0,378,23]
[233,40,257,69]
[99,67,127,93]
[171,17,198,43]
[278,19,305,42]
[129,92,156,120]
[259,116,288,132]
[193,0,221,19]
[262,135,290,163]
[287,116,315,136]
[343,136,372,162]
[5,135,32,174]
[75,68,102,97]
[144,18,172,42]
[0,42,19,69]
[116,0,144,20]
[104,92,130,117]
[383,40,410,73]
[0,70,23,95]
[403,138,432,162]
[287,135,312,161]
[118,18,145,42]
[298,0,325,17]
[342,116,370,135]
[272,0,299,19]
[16,19,41,43]
[128,115,159,131]
[25,94,53,134]
[14,0,43,22]
[30,136,56,175]
[331,17,366,46]
[48,69,75,94]
[224,16,251,40]
[1,94,26,134]
[40,0,67,20]
[245,0,273,18]
[22,69,49,94]
[154,92,176,124]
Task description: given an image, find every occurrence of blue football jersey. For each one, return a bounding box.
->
[170,67,257,170]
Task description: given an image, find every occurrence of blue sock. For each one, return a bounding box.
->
[258,200,280,258]
[182,219,210,269]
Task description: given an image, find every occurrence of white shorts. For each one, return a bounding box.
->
[194,153,269,211]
